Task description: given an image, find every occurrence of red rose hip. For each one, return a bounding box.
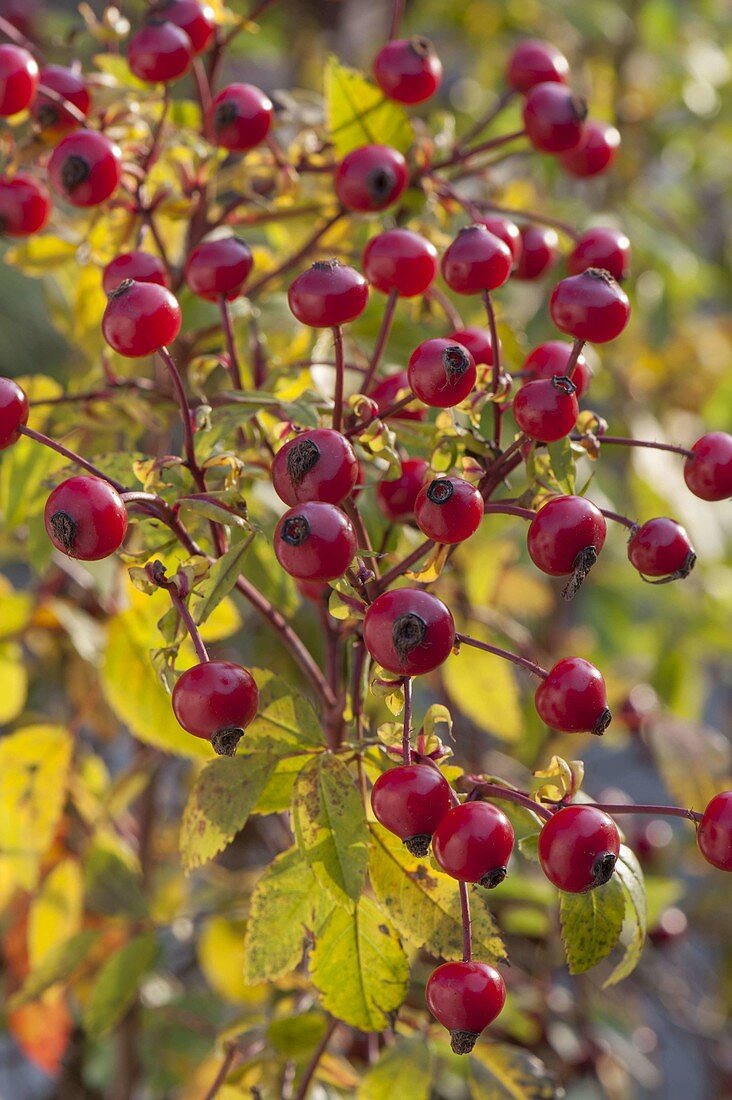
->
[155,0,216,53]
[370,764,453,855]
[274,501,356,582]
[128,20,192,84]
[697,791,732,871]
[568,227,631,282]
[506,39,569,94]
[414,476,484,544]
[550,268,630,344]
[102,251,169,294]
[522,82,587,153]
[44,476,128,561]
[426,961,506,1054]
[441,224,512,295]
[271,428,358,506]
[185,236,253,301]
[513,377,579,443]
[48,130,122,207]
[522,340,591,397]
[362,228,438,298]
[374,37,442,104]
[102,279,182,357]
[376,457,428,522]
[0,376,29,449]
[0,44,38,116]
[172,660,259,756]
[407,337,476,408]
[448,326,497,366]
[627,517,696,580]
[539,804,620,892]
[209,83,273,152]
[559,120,620,178]
[0,174,50,236]
[514,225,559,281]
[683,432,732,501]
[535,656,611,735]
[432,800,515,888]
[527,495,606,588]
[363,587,455,676]
[288,259,368,328]
[334,144,408,213]
[33,65,90,133]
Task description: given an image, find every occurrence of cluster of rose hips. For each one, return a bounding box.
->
[1,8,731,1056]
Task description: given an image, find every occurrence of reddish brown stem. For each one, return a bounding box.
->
[455,88,516,152]
[585,802,702,823]
[157,346,200,482]
[469,781,554,821]
[219,297,243,389]
[293,1019,338,1100]
[459,880,472,962]
[455,632,547,679]
[431,128,526,172]
[402,676,413,764]
[363,287,398,395]
[594,435,694,459]
[375,539,434,593]
[600,507,636,531]
[332,325,345,433]
[18,425,126,492]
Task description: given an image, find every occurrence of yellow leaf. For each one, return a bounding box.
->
[446,627,524,742]
[0,642,28,724]
[0,726,73,905]
[28,859,84,969]
[324,56,413,156]
[198,917,266,1005]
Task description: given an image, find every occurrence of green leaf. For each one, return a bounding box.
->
[84,847,148,920]
[243,669,324,755]
[546,437,576,495]
[559,875,625,974]
[253,753,314,815]
[178,495,250,530]
[8,930,101,1009]
[324,56,413,157]
[191,536,254,627]
[469,1042,557,1099]
[358,1038,432,1100]
[243,847,335,984]
[180,754,272,872]
[369,824,505,963]
[292,755,369,911]
[268,1013,328,1059]
[83,932,159,1040]
[310,895,409,1031]
[604,845,647,987]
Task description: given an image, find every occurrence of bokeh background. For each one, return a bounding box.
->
[0,1,730,1098]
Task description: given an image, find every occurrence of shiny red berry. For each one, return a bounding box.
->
[479,214,522,268]
[371,371,425,421]
[559,120,620,177]
[432,800,514,888]
[272,428,358,506]
[527,495,606,577]
[102,279,181,358]
[568,227,630,282]
[363,587,455,676]
[449,326,497,366]
[154,0,216,53]
[441,224,512,295]
[0,173,50,236]
[506,39,569,94]
[513,376,578,442]
[44,475,128,561]
[408,337,476,408]
[209,83,273,152]
[522,340,591,397]
[522,82,587,153]
[426,961,506,1055]
[128,20,192,84]
[514,224,558,280]
[33,65,90,133]
[0,44,38,116]
[172,661,259,756]
[288,259,368,328]
[102,251,168,295]
[550,268,630,343]
[539,804,620,892]
[376,457,428,522]
[683,432,732,502]
[697,791,732,871]
[370,764,453,855]
[362,228,438,297]
[185,236,253,301]
[535,656,611,735]
[627,517,696,580]
[295,577,330,602]
[374,36,442,104]
[274,501,356,582]
[0,376,29,449]
[48,129,122,207]
[334,144,408,213]
[414,476,483,544]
